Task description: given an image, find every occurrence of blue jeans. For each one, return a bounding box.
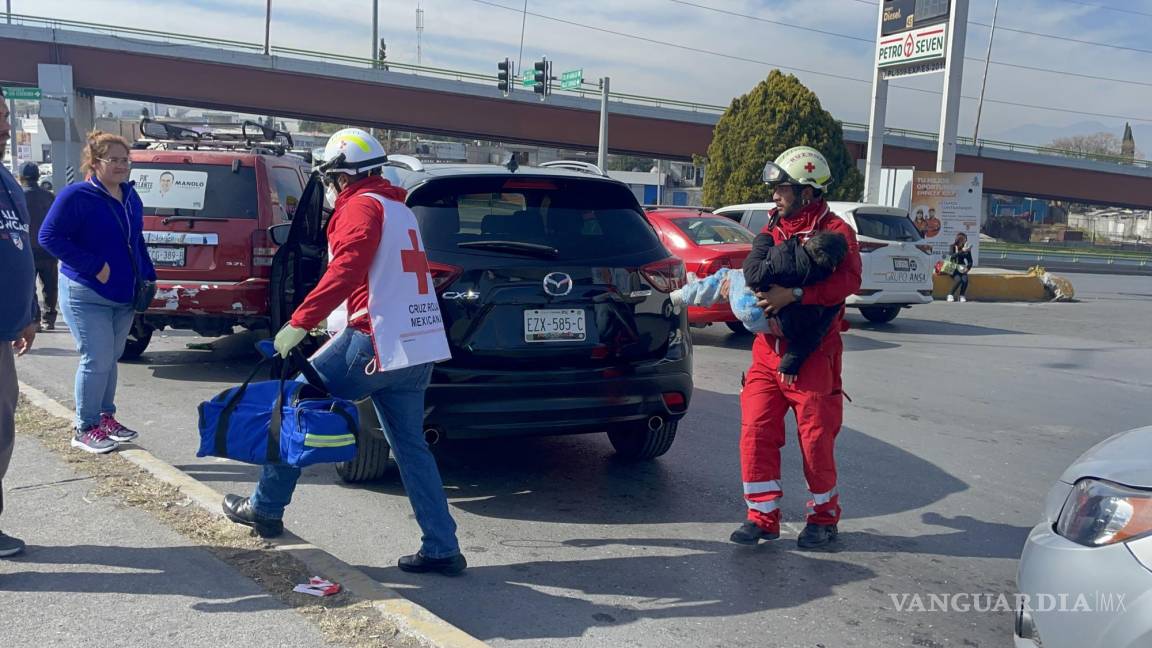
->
[58,274,135,429]
[250,329,460,559]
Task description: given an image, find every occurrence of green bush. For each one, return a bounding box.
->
[701,70,863,208]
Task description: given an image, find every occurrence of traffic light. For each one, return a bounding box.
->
[533,57,551,98]
[497,58,513,94]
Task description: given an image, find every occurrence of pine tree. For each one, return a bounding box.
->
[702,70,863,207]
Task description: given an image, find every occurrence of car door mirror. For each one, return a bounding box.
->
[268,223,292,246]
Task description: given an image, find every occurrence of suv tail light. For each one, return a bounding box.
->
[859,241,889,253]
[430,262,462,293]
[697,256,731,277]
[251,230,277,269]
[915,244,933,255]
[641,258,686,293]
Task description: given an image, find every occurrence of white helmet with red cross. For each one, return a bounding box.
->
[318,128,389,175]
[761,146,832,193]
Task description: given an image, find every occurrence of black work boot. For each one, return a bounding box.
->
[397,551,467,576]
[796,523,839,550]
[729,521,780,545]
[222,494,284,538]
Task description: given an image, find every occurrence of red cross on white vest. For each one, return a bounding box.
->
[400,229,431,295]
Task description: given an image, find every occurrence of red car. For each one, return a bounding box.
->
[121,119,311,359]
[643,207,755,333]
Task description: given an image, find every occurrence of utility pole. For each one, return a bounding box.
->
[972,0,999,144]
[517,0,528,73]
[597,77,609,171]
[263,0,272,55]
[372,0,379,68]
[6,1,11,24]
[416,3,424,66]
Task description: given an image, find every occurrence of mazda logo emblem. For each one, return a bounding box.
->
[542,272,573,296]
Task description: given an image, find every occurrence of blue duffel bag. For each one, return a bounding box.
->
[196,350,360,467]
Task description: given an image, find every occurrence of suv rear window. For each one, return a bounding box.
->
[853,210,922,241]
[668,216,754,245]
[131,163,259,219]
[410,176,663,260]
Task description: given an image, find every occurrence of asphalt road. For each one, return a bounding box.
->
[13,272,1152,648]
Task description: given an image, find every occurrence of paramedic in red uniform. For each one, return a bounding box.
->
[729,146,862,550]
[222,129,466,575]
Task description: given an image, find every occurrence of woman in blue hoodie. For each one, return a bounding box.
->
[39,131,156,453]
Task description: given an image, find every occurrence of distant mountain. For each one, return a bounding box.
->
[991,121,1151,154]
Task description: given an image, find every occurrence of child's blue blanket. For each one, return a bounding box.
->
[673,268,770,333]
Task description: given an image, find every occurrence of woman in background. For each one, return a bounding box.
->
[947,232,973,303]
[39,131,155,453]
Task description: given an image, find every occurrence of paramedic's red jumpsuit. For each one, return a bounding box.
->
[740,198,862,533]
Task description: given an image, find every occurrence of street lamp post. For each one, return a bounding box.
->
[372,0,379,68]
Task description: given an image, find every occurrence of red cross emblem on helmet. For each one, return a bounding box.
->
[804,162,816,173]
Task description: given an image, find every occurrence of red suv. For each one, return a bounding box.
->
[121,120,311,359]
[643,207,755,333]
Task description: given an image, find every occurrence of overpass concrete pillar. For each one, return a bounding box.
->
[37,64,94,189]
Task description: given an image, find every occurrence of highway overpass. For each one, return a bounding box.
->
[2,20,1150,209]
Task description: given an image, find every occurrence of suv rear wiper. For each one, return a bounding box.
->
[458,240,559,258]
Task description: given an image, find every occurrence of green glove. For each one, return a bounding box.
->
[274,325,308,358]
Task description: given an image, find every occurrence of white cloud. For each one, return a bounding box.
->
[18,0,1152,145]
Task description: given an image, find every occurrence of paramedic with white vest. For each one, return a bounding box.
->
[222,129,466,576]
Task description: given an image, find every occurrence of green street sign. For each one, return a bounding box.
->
[520,76,534,88]
[2,87,42,101]
[559,69,583,90]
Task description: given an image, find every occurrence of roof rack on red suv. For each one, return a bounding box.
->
[136,117,295,157]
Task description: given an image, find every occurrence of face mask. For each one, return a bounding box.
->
[325,185,340,206]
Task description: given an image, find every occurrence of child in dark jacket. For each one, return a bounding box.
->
[672,232,848,375]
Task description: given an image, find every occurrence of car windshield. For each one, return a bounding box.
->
[410,176,663,260]
[668,216,754,245]
[853,210,923,241]
[130,163,259,219]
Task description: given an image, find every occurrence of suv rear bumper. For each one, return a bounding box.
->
[425,361,692,439]
[146,279,270,321]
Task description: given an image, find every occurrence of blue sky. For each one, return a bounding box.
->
[23,0,1152,146]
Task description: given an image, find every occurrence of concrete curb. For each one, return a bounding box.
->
[18,381,488,648]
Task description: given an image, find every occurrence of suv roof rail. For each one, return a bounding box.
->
[137,118,295,156]
[539,160,607,177]
[385,155,425,172]
[643,205,711,212]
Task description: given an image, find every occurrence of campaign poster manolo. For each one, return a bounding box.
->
[910,171,983,265]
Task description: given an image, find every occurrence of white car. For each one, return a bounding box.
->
[1015,425,1152,648]
[713,202,934,323]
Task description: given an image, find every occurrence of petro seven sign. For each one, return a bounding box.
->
[876,24,948,76]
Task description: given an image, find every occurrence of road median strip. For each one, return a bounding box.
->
[16,381,486,648]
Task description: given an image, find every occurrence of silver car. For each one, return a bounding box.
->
[1015,425,1152,647]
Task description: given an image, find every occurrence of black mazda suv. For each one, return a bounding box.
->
[271,158,692,482]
